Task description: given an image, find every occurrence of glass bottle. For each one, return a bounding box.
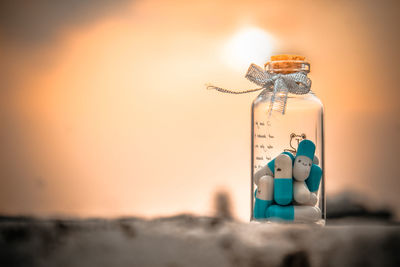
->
[251,55,325,225]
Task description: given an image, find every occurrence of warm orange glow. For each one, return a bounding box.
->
[222,27,275,71]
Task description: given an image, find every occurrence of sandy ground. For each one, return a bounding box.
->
[0,214,399,267]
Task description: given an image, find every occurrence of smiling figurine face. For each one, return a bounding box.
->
[293,155,313,181]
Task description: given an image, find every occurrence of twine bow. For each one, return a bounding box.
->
[206,63,312,115]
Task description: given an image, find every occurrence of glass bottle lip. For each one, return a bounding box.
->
[265,60,310,74]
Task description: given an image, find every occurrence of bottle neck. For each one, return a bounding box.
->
[265,60,310,74]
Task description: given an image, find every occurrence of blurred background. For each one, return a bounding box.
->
[0,0,399,221]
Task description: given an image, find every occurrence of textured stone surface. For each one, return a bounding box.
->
[0,215,399,267]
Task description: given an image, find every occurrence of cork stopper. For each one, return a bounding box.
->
[266,54,309,74]
[270,55,306,61]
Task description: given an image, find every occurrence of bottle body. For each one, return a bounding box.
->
[251,90,325,225]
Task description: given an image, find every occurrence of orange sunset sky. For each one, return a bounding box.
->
[1,0,399,221]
